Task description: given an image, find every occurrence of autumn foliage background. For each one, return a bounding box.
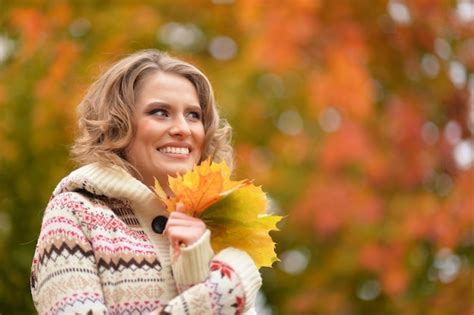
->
[0,1,473,314]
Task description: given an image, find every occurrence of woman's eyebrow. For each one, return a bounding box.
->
[145,101,171,109]
[187,104,202,112]
[143,101,201,113]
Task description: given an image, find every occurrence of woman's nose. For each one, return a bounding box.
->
[169,116,191,137]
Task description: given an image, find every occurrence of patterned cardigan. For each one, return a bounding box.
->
[30,163,262,314]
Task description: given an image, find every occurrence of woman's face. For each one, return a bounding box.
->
[127,71,205,189]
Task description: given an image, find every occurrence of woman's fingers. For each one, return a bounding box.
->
[175,202,186,213]
[166,217,205,228]
[164,209,206,247]
[164,213,205,231]
[166,226,202,245]
[168,211,202,222]
[166,212,205,229]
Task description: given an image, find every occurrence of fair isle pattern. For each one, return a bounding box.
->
[108,300,163,314]
[161,261,245,315]
[31,191,165,314]
[207,261,245,315]
[49,292,106,315]
[72,190,149,242]
[31,164,261,314]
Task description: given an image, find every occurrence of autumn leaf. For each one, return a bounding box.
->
[155,159,251,216]
[153,159,283,268]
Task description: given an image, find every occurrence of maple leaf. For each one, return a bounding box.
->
[155,160,251,216]
[153,159,283,268]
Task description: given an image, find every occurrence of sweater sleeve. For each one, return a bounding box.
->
[30,192,108,314]
[154,247,262,315]
[170,229,214,292]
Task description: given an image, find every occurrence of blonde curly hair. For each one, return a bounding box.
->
[71,49,233,176]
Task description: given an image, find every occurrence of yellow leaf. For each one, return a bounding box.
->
[153,178,167,201]
[155,160,251,215]
[153,159,283,268]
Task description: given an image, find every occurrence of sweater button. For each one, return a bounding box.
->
[151,216,168,234]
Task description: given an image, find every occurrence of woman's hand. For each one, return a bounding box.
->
[164,203,206,251]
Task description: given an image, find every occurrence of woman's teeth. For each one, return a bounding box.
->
[159,147,190,155]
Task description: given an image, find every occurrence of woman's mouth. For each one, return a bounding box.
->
[158,146,190,155]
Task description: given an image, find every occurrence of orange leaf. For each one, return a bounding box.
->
[155,159,251,215]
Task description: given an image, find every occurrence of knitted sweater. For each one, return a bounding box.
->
[30,163,262,314]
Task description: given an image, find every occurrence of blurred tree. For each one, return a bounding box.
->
[0,0,472,314]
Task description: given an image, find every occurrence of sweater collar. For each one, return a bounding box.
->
[53,163,167,218]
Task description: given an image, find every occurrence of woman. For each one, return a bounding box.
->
[30,50,262,314]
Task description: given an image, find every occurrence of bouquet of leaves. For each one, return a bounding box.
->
[153,159,282,268]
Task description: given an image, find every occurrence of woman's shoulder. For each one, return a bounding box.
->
[50,163,156,208]
[45,186,146,240]
[45,163,126,222]
[45,165,147,239]
[46,163,120,214]
[51,163,126,197]
[45,190,108,222]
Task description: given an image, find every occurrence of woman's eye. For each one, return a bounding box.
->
[150,109,168,117]
[187,111,201,120]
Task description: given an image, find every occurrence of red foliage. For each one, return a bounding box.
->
[319,121,377,172]
[292,176,383,237]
